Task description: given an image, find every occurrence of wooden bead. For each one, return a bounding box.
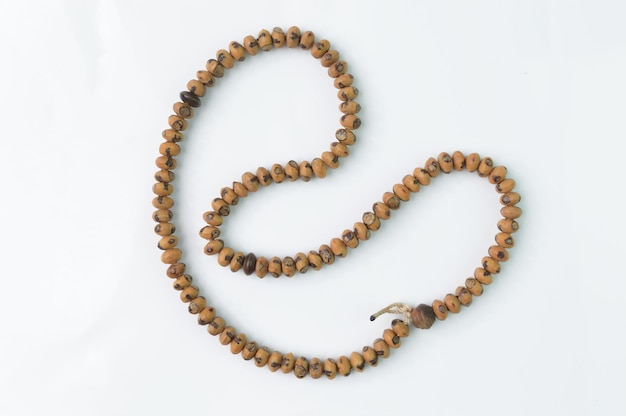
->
[281,353,296,373]
[173,102,194,118]
[243,35,259,55]
[294,252,309,273]
[205,59,224,78]
[188,296,206,314]
[309,357,324,379]
[354,222,371,241]
[153,209,173,223]
[180,285,199,302]
[157,235,178,250]
[432,299,448,320]
[299,161,313,182]
[329,60,348,78]
[477,157,494,177]
[242,341,258,360]
[482,256,501,274]
[341,229,359,249]
[211,198,230,216]
[294,357,309,379]
[373,202,391,220]
[285,160,299,181]
[268,351,283,372]
[198,306,216,325]
[282,256,296,277]
[410,304,436,329]
[152,182,173,197]
[318,244,335,265]
[254,347,271,367]
[173,274,192,290]
[349,352,365,372]
[324,358,338,380]
[335,128,356,145]
[444,294,461,313]
[217,247,235,267]
[455,286,472,306]
[196,70,215,86]
[264,164,284,184]
[230,251,244,272]
[186,79,206,97]
[383,328,401,349]
[362,211,381,231]
[203,211,223,226]
[203,239,223,255]
[321,151,340,169]
[161,248,182,264]
[307,251,323,270]
[330,142,350,157]
[256,166,272,186]
[402,175,421,193]
[392,319,410,337]
[268,256,282,277]
[286,26,301,48]
[373,337,390,358]
[488,245,509,262]
[338,86,358,101]
[334,73,354,89]
[179,91,200,108]
[255,256,269,278]
[271,27,286,48]
[498,219,519,233]
[243,252,257,275]
[220,187,239,205]
[229,41,246,62]
[382,192,401,210]
[465,153,481,172]
[155,169,175,183]
[299,31,315,49]
[219,327,236,345]
[232,181,248,198]
[474,267,493,285]
[159,141,180,156]
[496,178,516,193]
[166,263,185,278]
[438,152,453,173]
[155,222,175,236]
[465,277,483,296]
[425,157,441,177]
[489,166,507,184]
[393,183,411,201]
[207,316,226,335]
[452,151,466,171]
[152,195,174,210]
[155,155,176,170]
[311,158,327,178]
[500,192,521,206]
[413,168,431,186]
[311,39,330,58]
[330,238,347,258]
[362,346,378,367]
[242,171,260,192]
[336,356,352,376]
[495,232,514,248]
[257,29,273,51]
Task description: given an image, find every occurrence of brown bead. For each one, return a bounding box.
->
[242,341,258,360]
[281,353,296,373]
[383,328,401,349]
[232,334,251,355]
[465,153,481,172]
[322,50,340,67]
[498,219,519,233]
[203,211,223,226]
[425,157,441,177]
[330,238,347,258]
[166,263,185,278]
[203,239,223,256]
[207,316,226,335]
[373,338,390,358]
[307,251,323,270]
[334,73,354,89]
[155,155,176,170]
[229,41,246,62]
[161,248,182,264]
[489,166,508,184]
[179,91,200,108]
[254,347,271,367]
[173,102,194,119]
[219,327,236,345]
[362,346,378,367]
[243,35,259,55]
[230,251,244,272]
[206,59,224,78]
[159,141,180,156]
[299,31,315,49]
[198,306,216,325]
[241,171,259,192]
[173,274,192,290]
[256,166,272,186]
[477,157,494,177]
[455,286,472,306]
[336,356,352,376]
[324,358,338,379]
[211,198,230,216]
[474,267,493,285]
[392,319,410,338]
[152,209,173,223]
[489,245,509,262]
[157,235,178,250]
[444,294,461,313]
[330,142,350,157]
[217,247,234,267]
[294,252,309,273]
[341,229,359,249]
[153,182,174,197]
[496,178,516,193]
[180,285,199,302]
[373,202,391,220]
[268,256,282,277]
[362,211,381,231]
[309,357,324,379]
[501,206,522,221]
[311,158,327,178]
[257,29,273,51]
[382,192,401,210]
[155,222,175,237]
[294,357,309,379]
[452,151,466,171]
[335,128,356,145]
[286,26,301,48]
[438,152,453,173]
[285,160,299,181]
[270,163,286,183]
[271,27,286,48]
[402,175,421,193]
[354,222,371,241]
[465,278,483,296]
[321,151,340,169]
[220,186,239,205]
[413,168,431,186]
[243,253,257,275]
[299,161,313,182]
[393,183,411,201]
[311,39,330,58]
[482,256,501,274]
[410,304,436,329]
[500,192,521,206]
[268,351,283,372]
[349,352,365,372]
[432,299,448,320]
[338,86,358,101]
[318,244,335,265]
[282,256,296,277]
[496,232,514,248]
[255,256,269,278]
[329,60,348,78]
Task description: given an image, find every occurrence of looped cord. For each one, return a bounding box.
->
[370,302,413,324]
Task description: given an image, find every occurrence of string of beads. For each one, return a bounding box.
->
[152,26,522,379]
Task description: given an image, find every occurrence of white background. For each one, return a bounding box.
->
[1,1,625,415]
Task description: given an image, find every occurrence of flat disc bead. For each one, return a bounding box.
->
[180,91,201,108]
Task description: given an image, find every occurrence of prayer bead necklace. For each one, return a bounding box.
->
[152,26,522,379]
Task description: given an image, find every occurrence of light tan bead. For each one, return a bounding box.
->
[311,39,330,58]
[281,160,298,181]
[215,49,234,69]
[498,219,519,233]
[207,316,226,335]
[271,27,286,48]
[334,73,354,89]
[373,202,391,220]
[281,353,296,373]
[153,182,174,196]
[501,205,522,220]
[373,338,390,358]
[155,155,176,170]
[157,235,178,250]
[329,60,348,78]
[211,198,230,216]
[270,163,286,183]
[243,35,259,55]
[282,256,296,277]
[455,286,472,306]
[159,141,180,156]
[438,152,453,173]
[205,59,224,78]
[354,222,371,241]
[268,351,283,372]
[477,157,494,177]
[173,102,194,119]
[196,70,215,86]
[256,166,272,186]
[322,151,340,169]
[220,186,239,205]
[382,192,401,210]
[203,211,223,226]
[444,294,461,313]
[500,192,521,206]
[393,183,411,201]
[203,239,223,256]
[362,346,378,367]
[324,358,338,379]
[299,31,315,49]
[294,357,309,379]
[173,274,192,290]
[349,352,365,372]
[307,251,323,270]
[392,319,410,338]
[465,153,481,172]
[186,79,206,97]
[230,252,245,272]
[268,256,282,277]
[166,263,186,279]
[152,209,173,223]
[318,244,335,265]
[341,229,359,249]
[383,328,401,349]
[229,41,246,62]
[425,157,440,177]
[452,151,466,171]
[257,29,273,51]
[188,296,206,314]
[402,175,421,193]
[465,278,483,296]
[152,195,174,210]
[489,166,508,184]
[496,232,514,248]
[154,223,175,237]
[489,245,509,262]
[286,26,301,48]
[299,161,313,182]
[413,168,431,186]
[294,252,309,273]
[232,181,248,198]
[242,171,259,192]
[336,356,352,376]
[474,267,493,285]
[217,247,234,267]
[219,326,236,345]
[337,86,358,101]
[242,341,258,360]
[180,285,199,302]
[330,237,348,258]
[432,299,448,320]
[255,256,269,278]
[309,358,324,379]
[311,158,327,178]
[154,169,175,183]
[482,256,501,274]
[496,178,516,193]
[330,142,350,157]
[161,248,182,264]
[254,347,271,367]
[321,50,340,67]
[362,211,381,231]
[198,306,216,325]
[335,128,356,145]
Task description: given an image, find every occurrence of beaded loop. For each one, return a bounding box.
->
[153,26,522,379]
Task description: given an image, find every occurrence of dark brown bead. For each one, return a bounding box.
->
[410,304,436,329]
[243,253,257,275]
[180,90,201,108]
